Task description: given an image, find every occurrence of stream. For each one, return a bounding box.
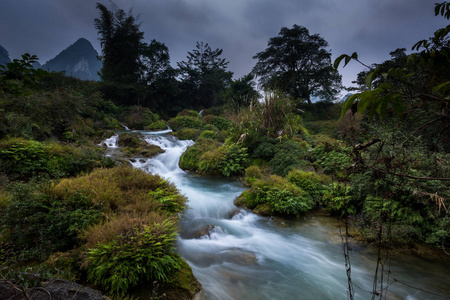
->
[106,131,450,300]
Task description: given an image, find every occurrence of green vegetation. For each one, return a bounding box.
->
[252,24,342,104]
[1,2,449,299]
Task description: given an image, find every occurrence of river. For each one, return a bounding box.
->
[108,131,449,300]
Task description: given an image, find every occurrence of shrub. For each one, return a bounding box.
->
[123,106,161,130]
[311,143,352,179]
[53,165,186,214]
[0,138,113,181]
[168,115,202,131]
[198,146,228,175]
[119,132,164,158]
[171,128,202,141]
[243,165,264,186]
[199,130,217,140]
[0,182,103,262]
[269,140,309,176]
[217,144,248,176]
[322,183,355,216]
[146,120,168,131]
[235,175,313,217]
[179,138,221,171]
[202,115,232,131]
[286,169,330,204]
[85,216,182,295]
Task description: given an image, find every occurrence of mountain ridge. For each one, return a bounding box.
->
[41,38,102,81]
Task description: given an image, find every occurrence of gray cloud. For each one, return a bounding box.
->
[0,0,447,89]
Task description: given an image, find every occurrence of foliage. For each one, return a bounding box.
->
[171,128,202,141]
[53,165,186,214]
[243,165,264,186]
[95,3,175,108]
[167,114,203,131]
[217,144,248,177]
[0,53,48,96]
[228,91,304,146]
[286,169,330,203]
[178,138,222,172]
[322,183,355,217]
[0,182,103,262]
[118,132,164,158]
[224,73,260,109]
[310,143,352,179]
[202,115,233,131]
[86,217,182,295]
[0,70,123,142]
[177,41,233,109]
[252,25,342,104]
[122,106,163,130]
[0,138,113,181]
[235,174,313,217]
[269,140,309,176]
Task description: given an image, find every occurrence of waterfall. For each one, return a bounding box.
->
[120,123,130,131]
[98,134,119,148]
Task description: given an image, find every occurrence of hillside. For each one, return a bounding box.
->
[0,44,11,66]
[41,38,102,81]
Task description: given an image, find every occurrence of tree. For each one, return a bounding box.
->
[95,3,175,108]
[252,24,342,104]
[334,4,450,298]
[224,74,260,110]
[95,3,144,85]
[177,42,233,109]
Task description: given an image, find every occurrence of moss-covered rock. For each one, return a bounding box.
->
[118,132,164,158]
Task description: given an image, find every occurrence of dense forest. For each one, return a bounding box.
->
[0,2,448,299]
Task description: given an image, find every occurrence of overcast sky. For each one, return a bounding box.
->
[0,0,447,89]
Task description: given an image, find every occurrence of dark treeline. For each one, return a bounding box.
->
[94,3,342,117]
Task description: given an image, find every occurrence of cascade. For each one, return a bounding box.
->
[100,131,450,300]
[99,134,119,148]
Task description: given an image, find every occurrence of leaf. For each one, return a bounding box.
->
[357,92,371,114]
[391,94,404,116]
[432,81,450,93]
[377,97,389,119]
[365,70,377,90]
[341,93,359,118]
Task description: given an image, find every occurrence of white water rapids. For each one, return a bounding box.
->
[105,131,449,300]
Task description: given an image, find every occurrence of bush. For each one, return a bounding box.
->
[179,138,222,171]
[85,216,182,295]
[235,175,313,217]
[0,182,103,262]
[311,143,352,179]
[123,106,161,130]
[243,165,264,186]
[199,130,217,140]
[202,115,232,131]
[322,183,355,216]
[269,140,309,176]
[118,132,164,158]
[198,146,227,175]
[171,128,202,141]
[53,165,186,214]
[168,115,202,131]
[286,169,330,204]
[0,138,114,181]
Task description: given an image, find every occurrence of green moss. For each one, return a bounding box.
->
[179,138,222,172]
[171,128,202,141]
[235,175,313,218]
[168,115,202,131]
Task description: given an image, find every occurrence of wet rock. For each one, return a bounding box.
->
[0,278,109,300]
